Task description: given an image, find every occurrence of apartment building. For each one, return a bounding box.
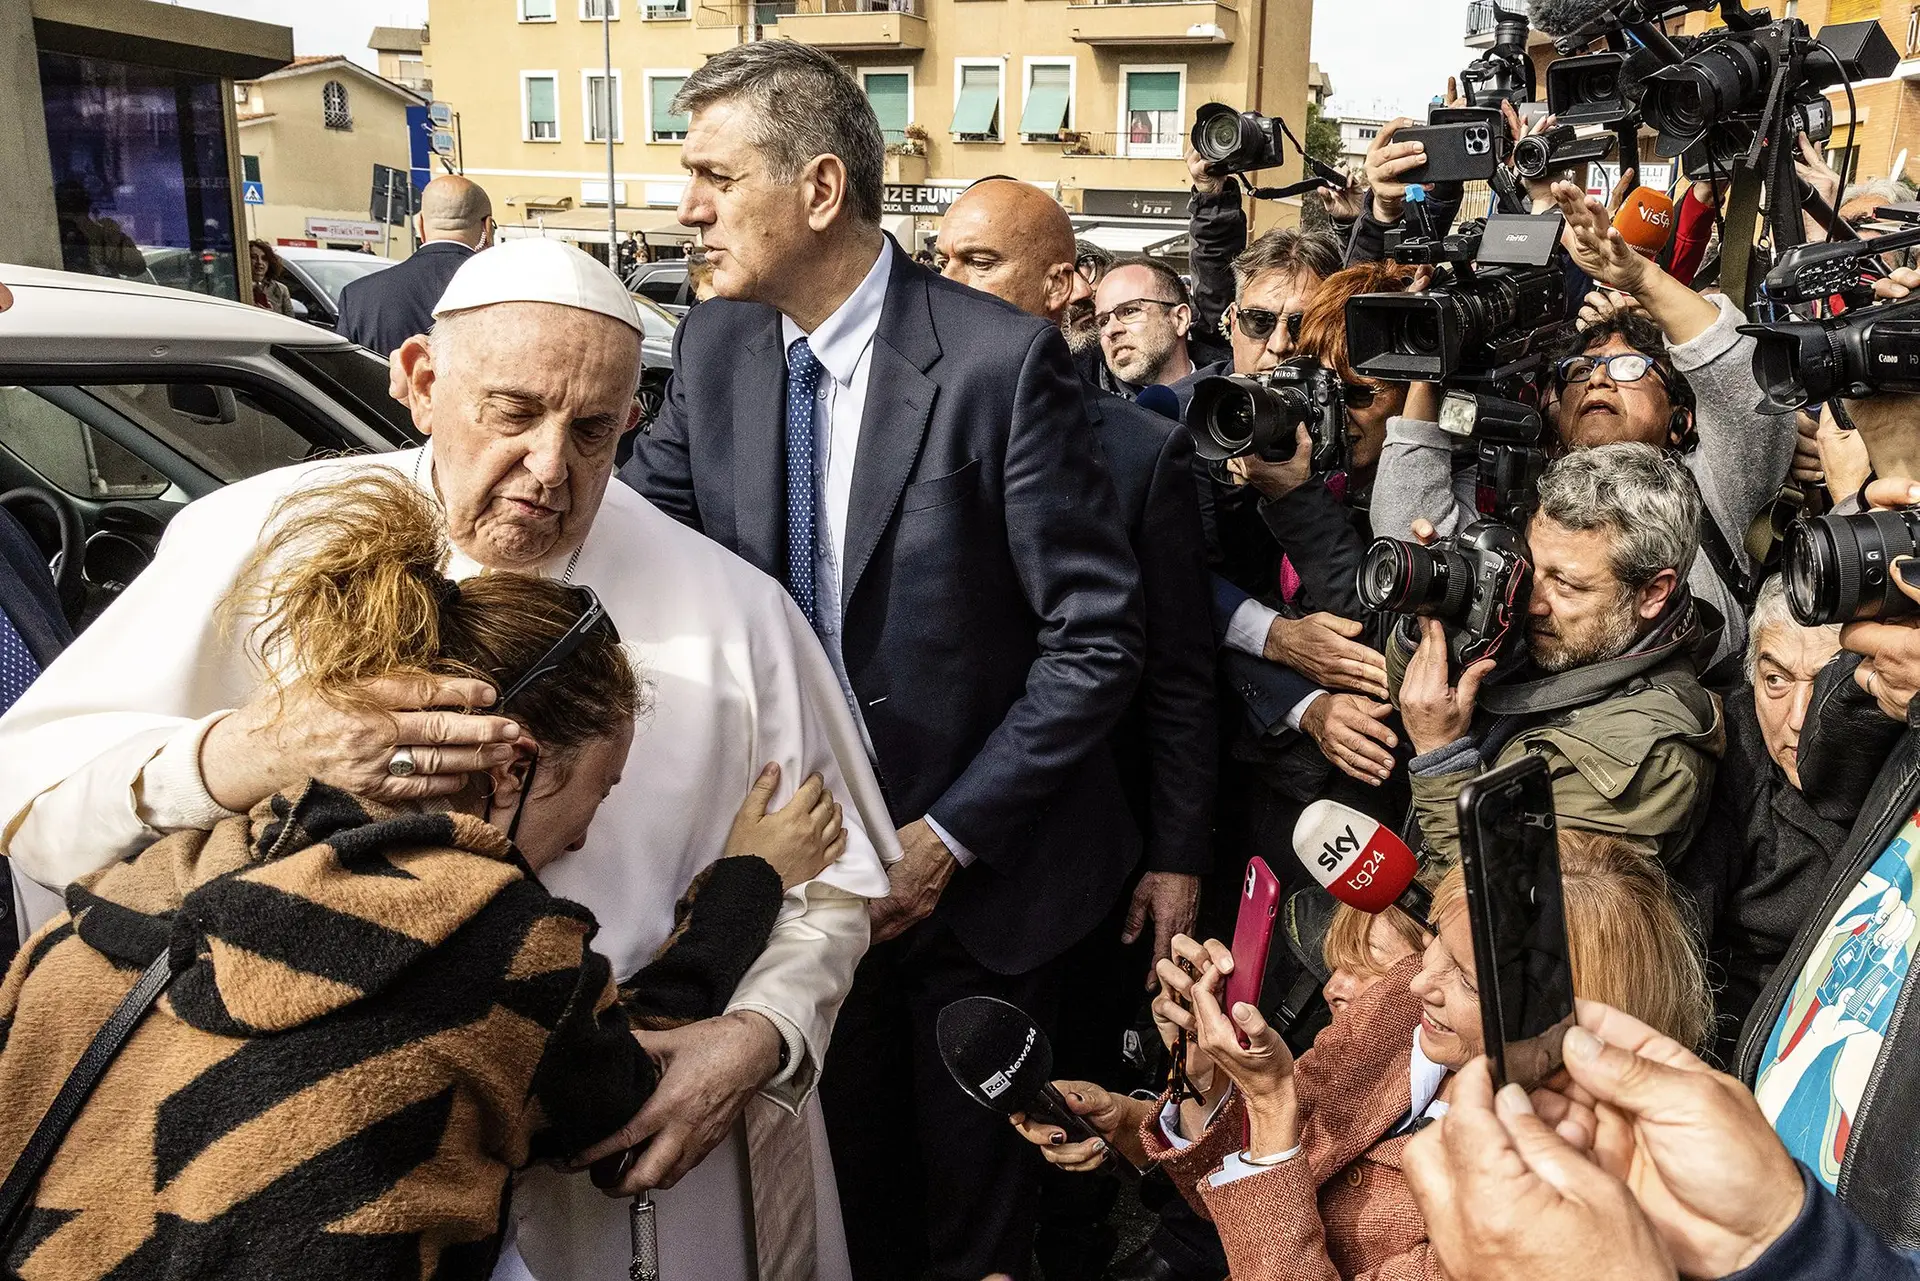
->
[422,0,1312,262]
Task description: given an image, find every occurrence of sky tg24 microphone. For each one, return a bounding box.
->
[1292,799,1432,929]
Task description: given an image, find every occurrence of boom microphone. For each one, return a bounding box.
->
[936,996,1138,1177]
[1292,799,1433,929]
[1523,0,1617,38]
[1613,186,1676,258]
[1136,383,1181,422]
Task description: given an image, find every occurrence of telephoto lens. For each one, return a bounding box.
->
[1358,538,1473,619]
[1783,509,1920,626]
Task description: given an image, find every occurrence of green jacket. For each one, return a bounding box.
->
[1388,608,1725,865]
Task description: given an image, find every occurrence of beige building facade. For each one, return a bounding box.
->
[236,57,427,258]
[422,0,1313,260]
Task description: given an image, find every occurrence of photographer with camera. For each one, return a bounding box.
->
[1385,443,1723,864]
[1184,149,1350,345]
[1346,118,1469,269]
[1371,184,1798,660]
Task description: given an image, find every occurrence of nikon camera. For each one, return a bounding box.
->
[1184,356,1348,473]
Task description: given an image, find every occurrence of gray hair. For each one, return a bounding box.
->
[1744,574,1841,683]
[673,43,884,226]
[1232,227,1342,297]
[1844,176,1915,207]
[1535,443,1703,588]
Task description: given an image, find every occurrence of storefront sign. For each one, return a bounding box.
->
[1082,188,1184,219]
[276,238,320,248]
[305,218,383,243]
[883,183,963,216]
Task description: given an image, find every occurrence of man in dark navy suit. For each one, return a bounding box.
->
[933,176,1217,1279]
[336,176,492,354]
[620,42,1145,1281]
[0,503,72,968]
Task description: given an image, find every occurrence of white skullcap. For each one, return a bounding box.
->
[432,237,642,333]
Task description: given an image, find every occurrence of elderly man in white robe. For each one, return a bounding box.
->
[0,239,894,1281]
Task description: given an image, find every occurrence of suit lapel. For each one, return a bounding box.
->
[841,251,940,607]
[732,308,788,577]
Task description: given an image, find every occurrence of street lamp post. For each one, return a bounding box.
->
[603,3,618,265]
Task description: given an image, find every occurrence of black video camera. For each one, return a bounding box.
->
[1783,508,1920,626]
[1346,212,1570,386]
[1512,124,1617,181]
[1460,4,1537,110]
[1640,16,1896,171]
[1740,220,1920,411]
[1185,357,1347,472]
[1192,102,1285,176]
[1359,521,1535,668]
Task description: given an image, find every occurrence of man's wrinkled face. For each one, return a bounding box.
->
[413,303,640,570]
[1094,264,1190,386]
[1553,334,1675,449]
[1525,515,1646,672]
[677,99,811,305]
[1229,268,1315,376]
[935,198,1068,320]
[1752,621,1842,789]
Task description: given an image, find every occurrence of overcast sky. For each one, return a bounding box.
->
[169,0,1466,121]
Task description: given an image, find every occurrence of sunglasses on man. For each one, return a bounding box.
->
[1230,307,1304,344]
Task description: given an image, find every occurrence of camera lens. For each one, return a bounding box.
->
[1575,66,1619,103]
[1200,112,1243,160]
[1783,510,1920,626]
[1400,311,1443,356]
[1643,40,1762,146]
[1357,538,1473,619]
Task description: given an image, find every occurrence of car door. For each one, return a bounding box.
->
[0,368,387,629]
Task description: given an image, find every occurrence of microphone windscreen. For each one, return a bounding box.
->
[936,995,1056,1115]
[1524,0,1614,37]
[1292,799,1420,914]
[1136,383,1181,422]
[1613,187,1676,258]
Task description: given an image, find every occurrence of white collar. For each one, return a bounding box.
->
[1408,1028,1451,1122]
[779,242,892,386]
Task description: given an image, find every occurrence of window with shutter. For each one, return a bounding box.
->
[526,76,559,140]
[951,64,1001,142]
[1020,63,1072,140]
[651,76,689,141]
[587,75,621,141]
[1123,70,1181,157]
[865,73,911,143]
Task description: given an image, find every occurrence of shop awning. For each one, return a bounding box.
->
[1073,220,1188,257]
[500,207,697,245]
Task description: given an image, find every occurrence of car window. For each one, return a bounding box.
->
[635,271,683,307]
[280,270,327,318]
[0,385,170,499]
[630,294,679,343]
[296,257,392,303]
[76,382,325,483]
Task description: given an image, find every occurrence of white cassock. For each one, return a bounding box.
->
[0,443,897,1281]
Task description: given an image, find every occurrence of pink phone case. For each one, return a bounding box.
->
[1226,857,1281,1018]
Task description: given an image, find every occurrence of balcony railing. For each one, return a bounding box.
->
[1466,0,1495,38]
[696,0,921,23]
[1055,130,1184,158]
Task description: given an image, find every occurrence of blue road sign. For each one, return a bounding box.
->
[242,180,265,206]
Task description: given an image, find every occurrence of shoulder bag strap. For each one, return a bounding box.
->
[0,948,175,1242]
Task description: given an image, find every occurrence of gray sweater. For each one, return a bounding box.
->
[1369,292,1795,664]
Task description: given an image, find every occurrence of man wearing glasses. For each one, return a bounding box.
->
[1090,258,1201,396]
[1372,181,1799,661]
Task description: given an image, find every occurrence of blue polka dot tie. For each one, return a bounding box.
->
[0,607,39,716]
[784,337,825,630]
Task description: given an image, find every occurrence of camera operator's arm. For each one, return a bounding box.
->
[1551,182,1717,345]
[1668,181,1720,290]
[1348,118,1425,266]
[1187,148,1247,340]
[1370,381,1478,543]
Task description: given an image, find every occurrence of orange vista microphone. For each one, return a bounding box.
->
[1614,186,1676,259]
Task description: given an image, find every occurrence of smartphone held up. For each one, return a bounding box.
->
[1456,755,1576,1091]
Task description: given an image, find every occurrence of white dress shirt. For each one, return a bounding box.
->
[1225,597,1324,731]
[779,244,976,865]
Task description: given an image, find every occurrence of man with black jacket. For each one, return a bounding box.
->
[336,176,492,354]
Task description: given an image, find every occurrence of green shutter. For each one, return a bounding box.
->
[865,73,910,140]
[528,77,557,124]
[1019,64,1071,136]
[1126,71,1180,113]
[241,154,261,183]
[951,65,1000,136]
[652,75,689,137]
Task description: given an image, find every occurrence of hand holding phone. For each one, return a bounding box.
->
[1226,858,1281,1029]
[1457,756,1576,1090]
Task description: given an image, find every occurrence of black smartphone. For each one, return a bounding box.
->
[1456,755,1575,1090]
[1399,121,1502,185]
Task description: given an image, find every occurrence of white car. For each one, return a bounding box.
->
[0,264,417,629]
[273,245,396,331]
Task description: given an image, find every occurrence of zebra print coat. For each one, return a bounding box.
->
[0,780,784,1280]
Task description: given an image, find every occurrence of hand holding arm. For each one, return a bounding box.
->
[1551,182,1718,345]
[1264,612,1390,699]
[868,818,959,944]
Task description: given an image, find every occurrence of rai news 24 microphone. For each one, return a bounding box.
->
[936,996,1138,1178]
[1614,186,1676,259]
[1292,799,1433,929]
